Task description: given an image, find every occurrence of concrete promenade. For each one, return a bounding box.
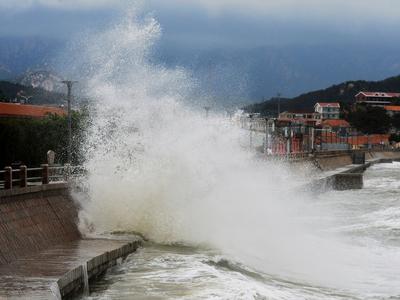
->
[0,239,140,299]
[0,183,141,299]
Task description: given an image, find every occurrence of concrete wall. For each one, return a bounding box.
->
[314,151,353,171]
[315,150,400,171]
[0,183,80,265]
[366,151,400,160]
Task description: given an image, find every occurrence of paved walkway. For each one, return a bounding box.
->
[0,238,140,299]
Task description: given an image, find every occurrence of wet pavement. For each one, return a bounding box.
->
[0,238,140,299]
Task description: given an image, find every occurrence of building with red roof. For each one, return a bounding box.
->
[0,102,66,118]
[355,91,400,106]
[321,119,350,129]
[278,111,321,126]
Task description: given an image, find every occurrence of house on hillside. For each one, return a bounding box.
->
[278,111,321,126]
[355,92,400,106]
[314,102,340,120]
[0,102,66,118]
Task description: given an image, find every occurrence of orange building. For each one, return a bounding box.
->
[321,119,350,129]
[384,105,400,117]
[347,134,389,147]
[0,102,66,118]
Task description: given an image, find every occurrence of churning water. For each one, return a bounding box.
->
[79,163,400,300]
[72,8,400,300]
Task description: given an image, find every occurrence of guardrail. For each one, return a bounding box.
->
[240,116,393,155]
[0,165,84,190]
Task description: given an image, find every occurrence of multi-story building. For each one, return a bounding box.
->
[355,91,400,106]
[314,102,340,120]
[278,111,321,126]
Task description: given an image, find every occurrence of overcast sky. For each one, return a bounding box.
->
[1,0,400,48]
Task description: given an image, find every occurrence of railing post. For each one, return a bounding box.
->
[4,166,12,190]
[64,163,71,182]
[41,164,49,185]
[20,165,27,188]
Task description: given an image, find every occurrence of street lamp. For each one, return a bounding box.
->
[61,80,77,164]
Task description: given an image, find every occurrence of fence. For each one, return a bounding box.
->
[0,165,83,190]
[240,116,391,157]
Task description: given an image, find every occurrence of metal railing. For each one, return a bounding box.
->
[0,164,84,190]
[240,116,394,157]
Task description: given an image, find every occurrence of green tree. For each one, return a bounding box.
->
[389,133,400,143]
[0,112,88,168]
[0,89,6,102]
[348,106,391,134]
[391,113,400,130]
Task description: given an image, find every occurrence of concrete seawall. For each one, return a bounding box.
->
[0,183,141,299]
[309,151,400,192]
[0,183,80,264]
[314,150,400,171]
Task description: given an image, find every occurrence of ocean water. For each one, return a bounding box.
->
[80,162,400,300]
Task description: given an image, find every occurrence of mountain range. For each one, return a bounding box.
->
[0,37,63,80]
[2,36,400,107]
[0,80,64,105]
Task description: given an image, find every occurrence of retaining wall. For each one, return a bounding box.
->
[315,152,352,171]
[309,151,400,192]
[315,150,400,171]
[0,183,81,265]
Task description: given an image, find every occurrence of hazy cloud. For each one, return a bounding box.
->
[151,0,400,24]
[2,0,400,21]
[1,0,399,47]
[0,0,119,10]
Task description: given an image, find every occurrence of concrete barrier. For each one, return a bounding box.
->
[352,151,365,164]
[314,150,400,171]
[333,173,363,190]
[307,151,400,192]
[314,152,353,171]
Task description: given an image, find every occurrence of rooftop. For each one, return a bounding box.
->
[356,91,400,98]
[0,102,66,118]
[384,105,400,112]
[315,102,340,108]
[321,119,350,127]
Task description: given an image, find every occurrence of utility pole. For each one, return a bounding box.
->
[62,80,77,164]
[264,118,269,155]
[249,114,253,149]
[277,92,281,117]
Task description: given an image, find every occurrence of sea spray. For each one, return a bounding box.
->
[68,8,400,297]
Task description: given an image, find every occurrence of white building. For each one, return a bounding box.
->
[314,102,340,120]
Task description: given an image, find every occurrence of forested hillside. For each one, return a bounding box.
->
[245,75,400,115]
